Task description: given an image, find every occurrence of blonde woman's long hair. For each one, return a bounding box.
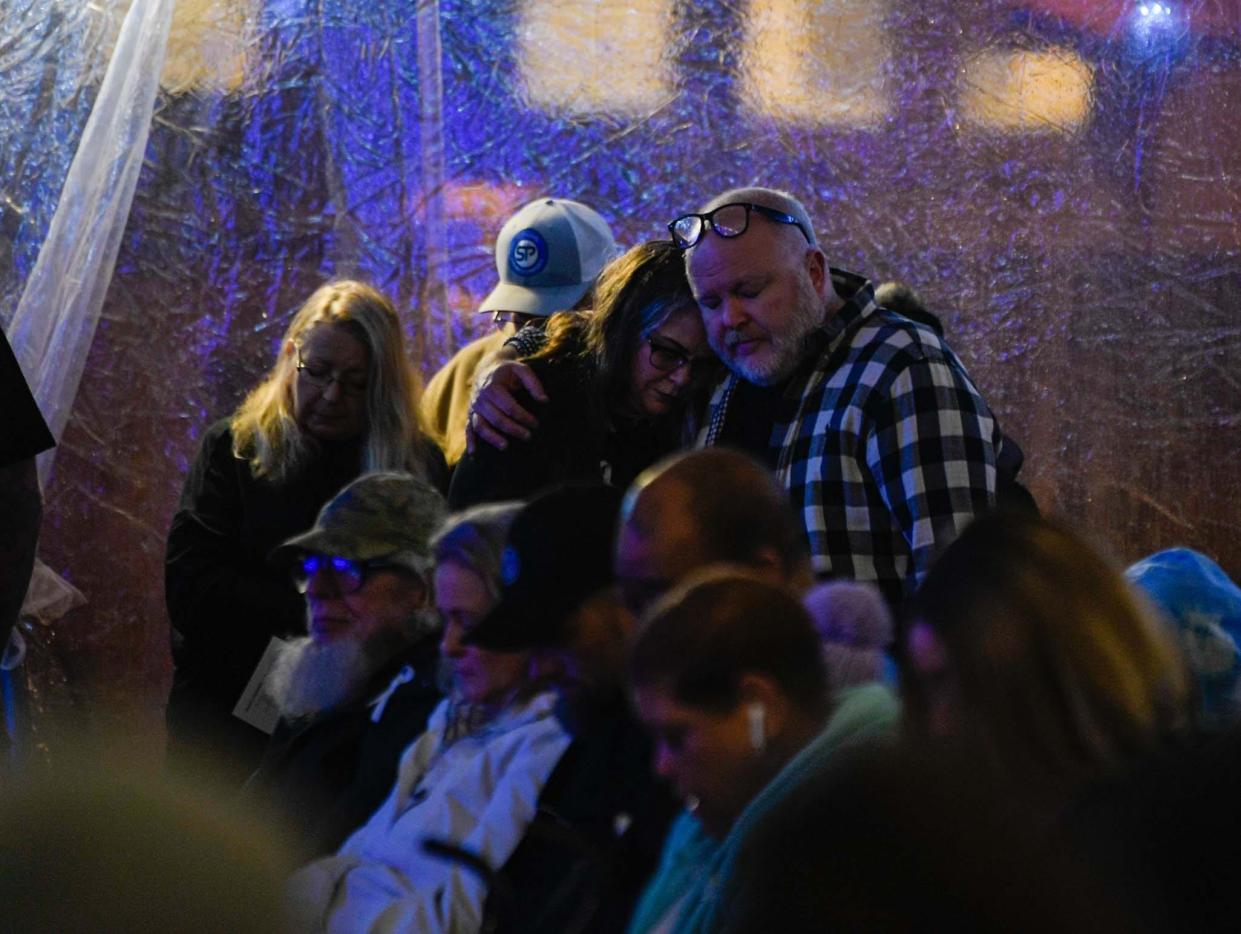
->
[230,280,429,482]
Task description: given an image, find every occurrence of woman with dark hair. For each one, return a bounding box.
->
[448,240,716,508]
[165,280,446,784]
[903,511,1191,801]
[628,569,899,934]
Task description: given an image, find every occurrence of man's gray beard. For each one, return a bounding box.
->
[265,618,429,720]
[720,270,825,387]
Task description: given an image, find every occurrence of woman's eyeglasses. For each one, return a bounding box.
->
[292,554,404,594]
[646,336,717,380]
[667,202,811,251]
[296,348,368,397]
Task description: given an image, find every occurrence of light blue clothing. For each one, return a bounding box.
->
[1127,548,1241,726]
[288,690,571,933]
[628,683,901,934]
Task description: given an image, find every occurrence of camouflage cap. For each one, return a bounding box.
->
[271,471,447,566]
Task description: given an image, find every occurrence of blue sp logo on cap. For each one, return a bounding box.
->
[507,228,548,278]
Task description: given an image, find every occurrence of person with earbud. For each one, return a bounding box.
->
[627,569,899,934]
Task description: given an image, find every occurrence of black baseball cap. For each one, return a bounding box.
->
[463,485,623,652]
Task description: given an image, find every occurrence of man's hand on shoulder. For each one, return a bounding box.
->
[466,359,548,453]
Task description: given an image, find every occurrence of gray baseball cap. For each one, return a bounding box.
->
[479,198,619,317]
[271,471,447,570]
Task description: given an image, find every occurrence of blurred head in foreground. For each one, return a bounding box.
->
[0,761,295,932]
[903,512,1191,797]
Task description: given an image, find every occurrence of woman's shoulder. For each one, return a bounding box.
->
[524,350,599,431]
[395,697,453,773]
[476,691,566,748]
[200,417,236,450]
[173,418,260,515]
[503,689,561,724]
[398,693,563,782]
[186,417,245,474]
[482,692,571,774]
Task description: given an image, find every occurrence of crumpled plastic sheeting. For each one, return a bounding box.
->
[0,0,111,320]
[1,0,1239,756]
[10,0,174,469]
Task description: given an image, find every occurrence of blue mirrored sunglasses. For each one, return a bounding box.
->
[292,554,404,594]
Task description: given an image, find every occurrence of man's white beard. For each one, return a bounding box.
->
[266,630,405,721]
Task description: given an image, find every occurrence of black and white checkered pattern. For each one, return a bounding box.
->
[701,270,1001,606]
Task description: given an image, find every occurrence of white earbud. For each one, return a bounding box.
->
[747,702,766,753]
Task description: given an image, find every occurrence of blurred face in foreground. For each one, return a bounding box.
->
[615,484,707,616]
[544,591,635,709]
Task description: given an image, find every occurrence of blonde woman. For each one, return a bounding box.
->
[165,280,445,784]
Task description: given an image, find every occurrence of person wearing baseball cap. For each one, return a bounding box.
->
[460,484,621,655]
[447,238,714,510]
[420,198,618,466]
[478,197,618,323]
[247,471,447,856]
[462,484,681,934]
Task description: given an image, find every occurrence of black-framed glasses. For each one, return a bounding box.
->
[292,554,403,595]
[667,202,812,250]
[645,335,717,380]
[296,348,369,397]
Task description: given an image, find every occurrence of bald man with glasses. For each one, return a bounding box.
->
[677,186,1010,606]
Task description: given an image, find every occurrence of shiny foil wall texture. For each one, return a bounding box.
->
[2,0,1238,759]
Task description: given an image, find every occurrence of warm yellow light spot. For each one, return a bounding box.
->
[97,0,251,94]
[959,48,1095,132]
[741,0,889,126]
[162,0,250,95]
[518,0,674,115]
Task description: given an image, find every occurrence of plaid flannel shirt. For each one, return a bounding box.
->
[699,269,1000,606]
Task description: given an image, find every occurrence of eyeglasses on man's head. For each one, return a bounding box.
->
[667,202,812,251]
